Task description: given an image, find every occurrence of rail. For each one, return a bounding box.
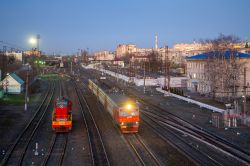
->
[74,80,110,166]
[1,81,55,166]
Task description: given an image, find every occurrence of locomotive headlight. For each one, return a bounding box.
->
[126,104,132,110]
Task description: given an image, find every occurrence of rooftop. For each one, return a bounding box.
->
[186,51,250,60]
[9,73,24,85]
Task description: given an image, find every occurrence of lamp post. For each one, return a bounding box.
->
[29,34,40,56]
[25,35,38,111]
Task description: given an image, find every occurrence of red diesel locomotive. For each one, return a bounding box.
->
[52,96,72,132]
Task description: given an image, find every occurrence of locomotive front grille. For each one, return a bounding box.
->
[126,122,134,127]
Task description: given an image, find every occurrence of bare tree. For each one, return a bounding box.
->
[203,34,245,101]
[147,50,161,73]
[119,53,133,65]
[81,50,88,64]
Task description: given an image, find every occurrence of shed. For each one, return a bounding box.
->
[0,73,24,94]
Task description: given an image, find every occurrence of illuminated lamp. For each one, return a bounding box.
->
[126,104,132,110]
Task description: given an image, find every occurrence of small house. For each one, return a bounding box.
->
[0,73,24,94]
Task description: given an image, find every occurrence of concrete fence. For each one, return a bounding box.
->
[156,87,225,113]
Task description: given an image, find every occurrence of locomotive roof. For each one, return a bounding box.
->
[56,96,70,103]
[92,79,137,107]
[108,93,133,105]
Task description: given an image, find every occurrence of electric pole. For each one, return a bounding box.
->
[24,69,29,111]
[243,67,247,115]
[143,60,146,93]
[36,34,40,56]
[167,46,170,92]
[164,45,170,91]
[2,46,7,79]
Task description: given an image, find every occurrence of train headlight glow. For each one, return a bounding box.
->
[126,104,132,110]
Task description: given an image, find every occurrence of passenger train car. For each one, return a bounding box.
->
[88,79,139,133]
[52,96,72,132]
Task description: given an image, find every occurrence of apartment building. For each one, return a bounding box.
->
[186,51,250,97]
[94,51,115,61]
[116,44,137,58]
[5,51,23,62]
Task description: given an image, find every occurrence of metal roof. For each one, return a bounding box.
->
[9,73,24,85]
[186,51,250,60]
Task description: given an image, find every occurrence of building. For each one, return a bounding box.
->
[24,48,41,56]
[94,51,115,61]
[0,73,24,94]
[6,51,23,62]
[186,51,250,98]
[116,44,137,58]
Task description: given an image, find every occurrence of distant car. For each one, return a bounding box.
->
[100,76,106,80]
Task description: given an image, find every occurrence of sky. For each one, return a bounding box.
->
[0,0,250,54]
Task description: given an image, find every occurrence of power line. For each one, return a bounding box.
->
[0,41,26,51]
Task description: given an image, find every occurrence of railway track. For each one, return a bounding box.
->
[80,76,163,166]
[125,134,162,166]
[1,81,56,166]
[42,133,68,166]
[141,110,221,166]
[73,80,110,166]
[138,100,250,165]
[98,76,250,165]
[42,79,69,166]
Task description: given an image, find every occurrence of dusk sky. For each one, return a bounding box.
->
[1,0,250,54]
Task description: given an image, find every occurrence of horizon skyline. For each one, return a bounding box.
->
[1,0,250,54]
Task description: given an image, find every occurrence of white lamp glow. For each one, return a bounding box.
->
[29,37,37,45]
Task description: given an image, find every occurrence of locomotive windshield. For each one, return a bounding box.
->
[56,97,69,108]
[119,108,139,117]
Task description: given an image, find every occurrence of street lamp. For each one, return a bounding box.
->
[29,37,37,45]
[24,36,38,111]
[29,35,40,56]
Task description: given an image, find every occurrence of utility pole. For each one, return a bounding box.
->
[116,62,118,82]
[167,46,170,92]
[164,45,170,92]
[36,34,40,56]
[2,46,7,79]
[143,60,146,94]
[243,67,247,115]
[71,61,73,74]
[164,46,167,89]
[24,69,29,111]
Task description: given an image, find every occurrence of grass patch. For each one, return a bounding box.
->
[0,94,25,105]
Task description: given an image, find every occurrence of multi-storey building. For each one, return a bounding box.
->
[116,44,137,58]
[94,50,115,61]
[24,48,41,56]
[186,51,250,97]
[116,44,178,63]
[5,51,23,62]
